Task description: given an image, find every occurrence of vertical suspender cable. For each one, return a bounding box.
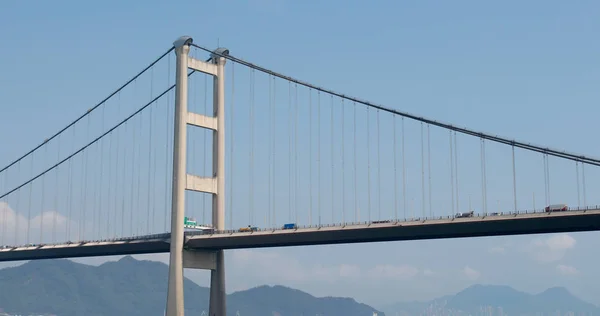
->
[54,136,61,243]
[271,76,275,227]
[147,68,154,234]
[483,139,488,213]
[105,131,112,239]
[582,163,587,206]
[268,76,272,227]
[377,110,382,220]
[512,145,517,212]
[420,123,425,218]
[576,161,580,208]
[26,153,33,244]
[135,107,143,236]
[41,147,47,243]
[294,84,299,225]
[83,114,91,239]
[377,109,381,220]
[249,69,255,226]
[203,76,208,225]
[131,104,137,236]
[115,92,123,237]
[68,127,75,239]
[393,116,398,221]
[329,95,335,224]
[450,131,455,216]
[480,138,484,215]
[164,59,171,233]
[107,129,114,237]
[98,104,107,239]
[308,89,313,226]
[317,92,321,226]
[401,117,406,220]
[330,96,334,223]
[366,105,371,222]
[14,162,21,245]
[353,102,358,223]
[427,124,432,217]
[546,154,551,206]
[341,99,346,224]
[230,63,236,230]
[288,82,292,223]
[454,132,459,214]
[151,94,158,235]
[150,70,158,234]
[543,154,548,206]
[120,120,127,237]
[66,154,74,240]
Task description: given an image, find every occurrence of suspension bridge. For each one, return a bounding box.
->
[1,36,600,315]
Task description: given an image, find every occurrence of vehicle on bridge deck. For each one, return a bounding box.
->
[283,223,298,230]
[455,210,475,218]
[239,226,259,232]
[372,220,392,224]
[545,204,568,212]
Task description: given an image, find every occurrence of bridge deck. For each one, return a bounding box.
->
[186,209,600,249]
[1,210,600,262]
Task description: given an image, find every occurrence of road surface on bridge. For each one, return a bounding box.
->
[1,209,599,262]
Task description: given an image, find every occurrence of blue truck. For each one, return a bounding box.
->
[283,223,297,230]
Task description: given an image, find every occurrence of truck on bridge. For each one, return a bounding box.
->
[239,225,258,232]
[455,210,474,218]
[545,204,568,212]
[283,223,297,230]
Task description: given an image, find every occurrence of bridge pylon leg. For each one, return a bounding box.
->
[209,50,227,316]
[209,250,226,315]
[166,36,193,316]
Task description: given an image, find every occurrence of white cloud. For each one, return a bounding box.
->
[556,264,579,276]
[528,234,576,263]
[463,266,480,280]
[0,202,82,246]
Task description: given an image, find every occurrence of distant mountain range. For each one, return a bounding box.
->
[0,256,597,316]
[0,256,382,316]
[383,284,599,316]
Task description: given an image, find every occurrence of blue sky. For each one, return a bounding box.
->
[1,0,600,309]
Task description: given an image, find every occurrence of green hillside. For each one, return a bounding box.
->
[0,256,382,316]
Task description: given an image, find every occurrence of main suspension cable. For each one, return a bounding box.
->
[191,43,600,166]
[0,71,196,201]
[0,47,175,175]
